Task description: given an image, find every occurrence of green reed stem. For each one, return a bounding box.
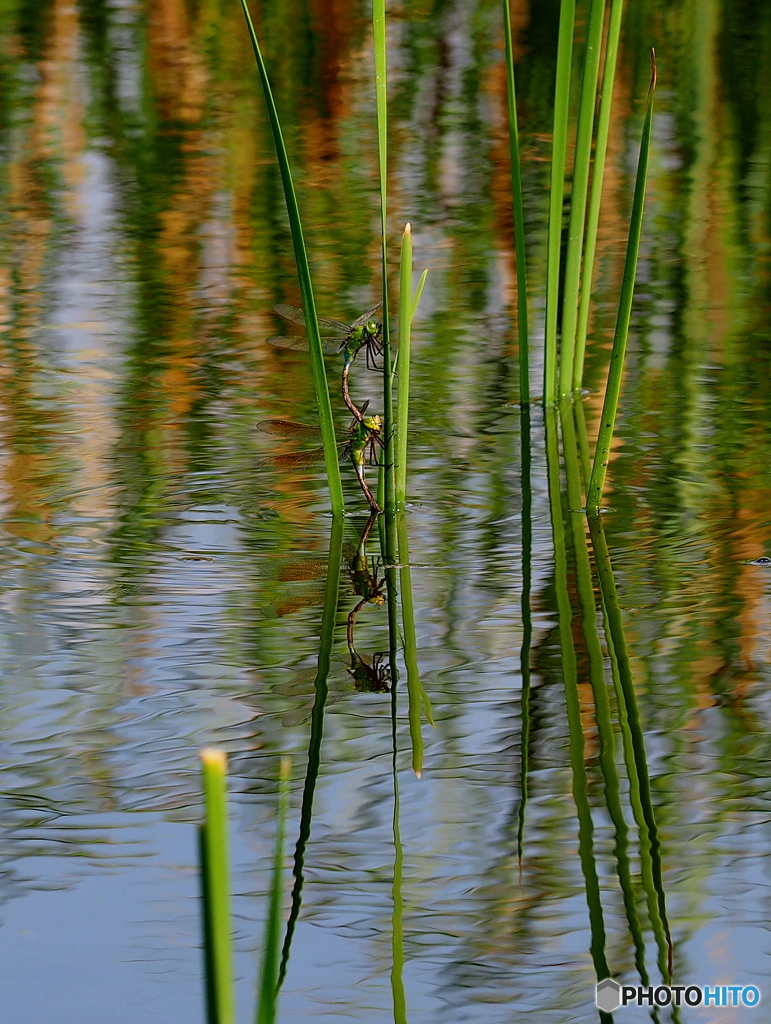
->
[411,269,428,321]
[256,757,291,1024]
[396,225,413,508]
[587,53,656,513]
[279,517,343,986]
[502,0,530,402]
[558,0,607,398]
[562,406,649,986]
[545,406,609,990]
[373,0,396,526]
[390,687,407,1024]
[544,0,576,405]
[574,0,626,390]
[398,511,434,776]
[515,403,533,870]
[239,0,344,516]
[589,513,674,983]
[200,748,235,1024]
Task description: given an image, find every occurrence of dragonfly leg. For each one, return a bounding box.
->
[364,342,384,372]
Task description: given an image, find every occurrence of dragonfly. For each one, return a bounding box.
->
[266,303,383,421]
[256,412,384,512]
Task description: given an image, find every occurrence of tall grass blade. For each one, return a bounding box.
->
[239,0,344,516]
[200,748,235,1024]
[589,514,674,982]
[398,511,434,777]
[586,52,656,513]
[543,0,576,405]
[372,0,396,527]
[574,0,626,390]
[562,406,650,986]
[396,224,413,509]
[502,0,530,402]
[515,403,533,871]
[279,517,344,985]
[558,0,607,397]
[390,690,407,1024]
[545,407,610,996]
[256,757,292,1024]
[410,269,428,321]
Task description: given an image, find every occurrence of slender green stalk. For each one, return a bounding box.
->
[543,0,576,405]
[372,0,396,527]
[558,0,607,397]
[410,269,428,321]
[398,511,434,776]
[545,407,609,992]
[390,687,407,1024]
[396,225,413,508]
[278,517,344,985]
[562,406,649,986]
[395,236,428,505]
[574,0,626,389]
[239,0,344,516]
[200,748,235,1024]
[257,757,291,1024]
[587,53,656,513]
[502,0,530,402]
[515,403,533,871]
[589,513,674,982]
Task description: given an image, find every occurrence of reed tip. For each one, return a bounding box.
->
[279,755,292,781]
[404,222,411,235]
[414,769,422,779]
[201,747,227,771]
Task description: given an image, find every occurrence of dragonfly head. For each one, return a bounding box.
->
[365,319,381,338]
[362,413,382,435]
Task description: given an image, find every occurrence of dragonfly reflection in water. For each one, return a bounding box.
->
[266,303,383,421]
[344,511,390,693]
[256,413,384,512]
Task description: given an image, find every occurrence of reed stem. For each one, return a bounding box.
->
[587,52,656,513]
[396,225,413,508]
[239,0,344,516]
[200,748,235,1024]
[256,757,291,1024]
[573,0,626,390]
[502,0,530,402]
[558,0,607,397]
[372,0,396,528]
[543,0,576,405]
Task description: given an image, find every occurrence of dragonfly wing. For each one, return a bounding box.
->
[274,303,349,335]
[266,336,341,354]
[351,303,382,329]
[273,303,308,327]
[256,419,320,440]
[258,447,327,470]
[266,335,310,352]
[316,315,351,334]
[258,443,347,471]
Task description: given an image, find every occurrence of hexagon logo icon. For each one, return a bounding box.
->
[596,978,621,1013]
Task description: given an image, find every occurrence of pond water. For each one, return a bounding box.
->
[1,1,770,1022]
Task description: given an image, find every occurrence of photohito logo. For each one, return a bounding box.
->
[595,979,761,1012]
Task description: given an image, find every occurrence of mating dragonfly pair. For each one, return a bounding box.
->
[258,303,386,512]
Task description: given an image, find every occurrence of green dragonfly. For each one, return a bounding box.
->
[256,412,384,512]
[266,303,383,421]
